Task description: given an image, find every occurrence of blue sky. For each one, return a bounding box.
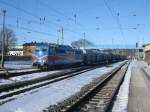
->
[0,0,150,48]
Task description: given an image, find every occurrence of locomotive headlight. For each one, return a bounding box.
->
[39,51,42,56]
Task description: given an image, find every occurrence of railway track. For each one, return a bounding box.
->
[0,66,92,91]
[0,68,40,78]
[1,62,121,92]
[0,65,102,105]
[0,60,121,78]
[0,65,82,78]
[47,61,129,112]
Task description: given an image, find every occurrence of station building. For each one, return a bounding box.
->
[143,43,150,65]
[23,42,35,56]
[7,45,23,56]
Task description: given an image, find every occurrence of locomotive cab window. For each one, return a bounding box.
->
[35,49,39,52]
[42,48,47,51]
[56,48,65,54]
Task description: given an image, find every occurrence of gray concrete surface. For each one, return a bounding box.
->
[128,62,150,112]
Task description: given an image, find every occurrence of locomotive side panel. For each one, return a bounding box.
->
[32,44,84,68]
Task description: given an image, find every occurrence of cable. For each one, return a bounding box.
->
[0,0,82,37]
[0,0,39,19]
[3,23,58,37]
[38,0,86,29]
[103,0,127,45]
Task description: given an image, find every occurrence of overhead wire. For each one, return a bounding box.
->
[37,0,87,31]
[103,0,127,45]
[0,0,83,38]
[0,0,40,19]
[0,23,58,37]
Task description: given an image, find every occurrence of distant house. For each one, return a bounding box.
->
[23,43,33,56]
[23,42,36,57]
[143,43,150,65]
[7,45,23,56]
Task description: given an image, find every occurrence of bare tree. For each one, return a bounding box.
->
[71,39,94,48]
[0,27,17,54]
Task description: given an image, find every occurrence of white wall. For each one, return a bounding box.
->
[7,51,23,56]
[144,45,150,52]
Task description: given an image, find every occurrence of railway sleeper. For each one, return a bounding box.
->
[67,63,128,112]
[46,62,128,112]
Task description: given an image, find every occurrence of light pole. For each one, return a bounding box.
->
[61,26,64,45]
[1,10,6,68]
[83,32,86,49]
[58,26,64,45]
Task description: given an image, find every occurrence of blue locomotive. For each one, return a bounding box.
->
[32,43,125,69]
[32,43,83,68]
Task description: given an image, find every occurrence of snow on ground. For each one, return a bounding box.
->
[4,61,32,70]
[0,69,71,86]
[111,60,137,112]
[9,70,64,82]
[0,79,14,85]
[0,66,85,86]
[0,61,125,112]
[8,68,38,73]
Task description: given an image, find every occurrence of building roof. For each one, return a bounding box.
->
[143,44,150,52]
[143,43,150,47]
[9,45,23,49]
[8,48,23,51]
[23,42,56,46]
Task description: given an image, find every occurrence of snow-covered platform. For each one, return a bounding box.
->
[128,61,150,112]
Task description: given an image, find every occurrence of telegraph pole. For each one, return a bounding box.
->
[57,29,60,45]
[61,26,64,45]
[83,32,86,49]
[1,10,6,68]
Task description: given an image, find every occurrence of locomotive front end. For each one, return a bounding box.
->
[32,45,48,68]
